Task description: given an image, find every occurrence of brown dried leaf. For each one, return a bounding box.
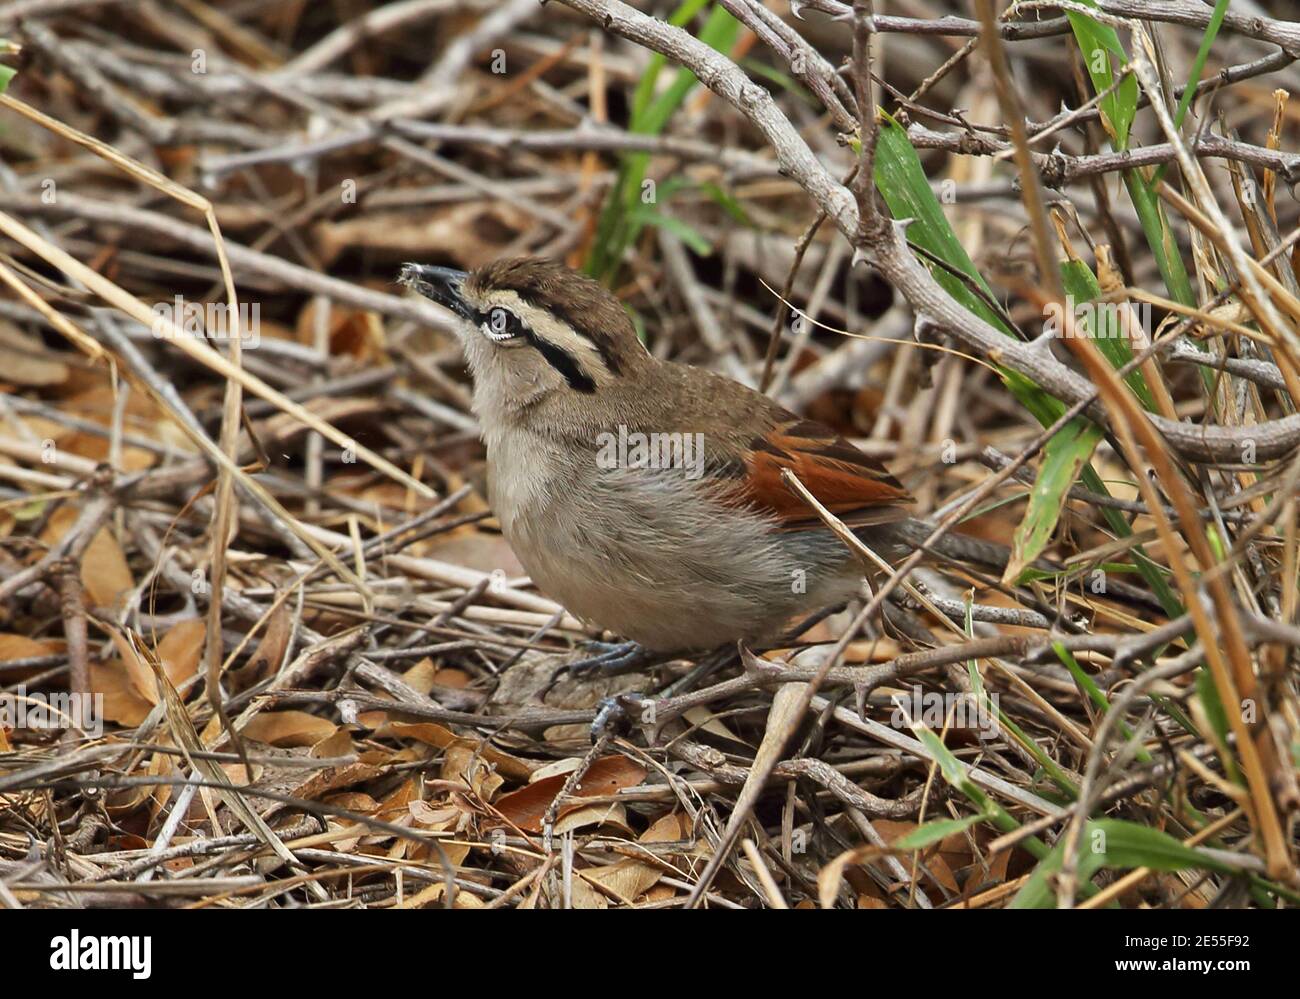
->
[241,710,339,747]
[229,602,291,691]
[493,756,646,833]
[105,628,157,706]
[0,348,69,386]
[381,720,535,782]
[582,855,663,903]
[40,506,134,611]
[156,618,205,690]
[88,659,152,726]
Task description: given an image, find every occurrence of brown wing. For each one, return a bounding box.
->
[736,417,913,529]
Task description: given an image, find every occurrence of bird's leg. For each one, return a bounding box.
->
[583,613,857,740]
[565,640,660,678]
[585,644,729,741]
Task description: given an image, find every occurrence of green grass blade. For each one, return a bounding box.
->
[1012,819,1238,908]
[1065,7,1137,148]
[1005,418,1102,582]
[1060,259,1157,410]
[892,815,987,851]
[586,3,739,282]
[1153,0,1231,185]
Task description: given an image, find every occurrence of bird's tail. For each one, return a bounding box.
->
[874,516,1016,571]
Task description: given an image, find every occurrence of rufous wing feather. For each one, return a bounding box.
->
[737,418,913,529]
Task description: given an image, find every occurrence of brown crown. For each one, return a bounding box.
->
[465,257,643,375]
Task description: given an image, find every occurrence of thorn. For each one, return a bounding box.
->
[1028,327,1059,353]
[891,216,917,234]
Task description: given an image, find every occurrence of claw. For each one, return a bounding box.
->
[566,640,657,678]
[589,692,651,742]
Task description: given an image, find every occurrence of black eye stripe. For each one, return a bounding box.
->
[471,305,595,393]
[507,292,623,376]
[528,335,596,393]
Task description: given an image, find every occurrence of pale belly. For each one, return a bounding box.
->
[486,434,860,650]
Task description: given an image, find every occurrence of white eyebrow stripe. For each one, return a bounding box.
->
[478,289,615,385]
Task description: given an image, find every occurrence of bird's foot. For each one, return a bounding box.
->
[589,692,652,742]
[566,640,658,678]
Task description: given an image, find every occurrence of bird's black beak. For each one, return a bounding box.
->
[399,263,475,320]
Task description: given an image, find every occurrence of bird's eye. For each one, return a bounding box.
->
[481,307,521,342]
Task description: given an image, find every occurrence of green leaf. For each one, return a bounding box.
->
[1195,666,1241,783]
[1065,6,1137,148]
[1154,0,1231,184]
[1059,259,1157,410]
[875,113,1009,337]
[586,3,739,282]
[913,725,975,793]
[892,815,987,851]
[873,114,1184,618]
[1065,7,1195,308]
[699,181,752,226]
[1004,418,1102,583]
[9,498,47,521]
[1012,819,1239,908]
[1054,642,1152,764]
[909,721,1054,861]
[627,208,713,255]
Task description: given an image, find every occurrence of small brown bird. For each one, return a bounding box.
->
[401,257,1011,671]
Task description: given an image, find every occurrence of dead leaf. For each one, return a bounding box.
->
[40,505,134,611]
[398,880,486,909]
[241,710,339,747]
[583,855,664,903]
[552,801,631,836]
[156,618,204,691]
[0,352,68,387]
[380,720,534,782]
[87,659,151,726]
[311,727,355,759]
[106,627,157,705]
[493,756,646,833]
[229,602,291,691]
[0,635,65,682]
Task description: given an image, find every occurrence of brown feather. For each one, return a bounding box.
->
[737,417,913,529]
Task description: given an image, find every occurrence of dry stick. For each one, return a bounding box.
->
[686,0,886,908]
[0,191,451,326]
[1128,56,1293,881]
[206,294,251,783]
[53,562,89,698]
[758,192,834,393]
[0,211,431,502]
[1158,185,1300,400]
[1061,306,1289,881]
[552,0,1300,463]
[906,125,1300,188]
[1,260,363,594]
[974,1,1126,905]
[973,0,1064,307]
[981,8,1288,886]
[741,838,789,909]
[1060,645,1209,905]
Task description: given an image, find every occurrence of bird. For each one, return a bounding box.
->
[399,256,1025,673]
